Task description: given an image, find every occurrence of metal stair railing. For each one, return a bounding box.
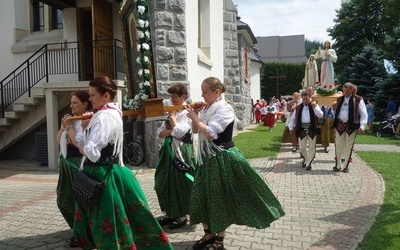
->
[0,39,125,118]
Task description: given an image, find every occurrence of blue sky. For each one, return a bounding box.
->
[235,0,342,43]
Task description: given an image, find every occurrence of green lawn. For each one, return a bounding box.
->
[233,122,400,250]
[355,131,399,144]
[233,122,285,159]
[356,152,400,250]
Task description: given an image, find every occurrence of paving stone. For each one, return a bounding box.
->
[0,141,393,249]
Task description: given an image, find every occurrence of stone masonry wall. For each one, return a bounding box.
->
[223,0,252,130]
[145,0,188,168]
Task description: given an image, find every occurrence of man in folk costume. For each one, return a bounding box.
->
[332,82,367,173]
[289,90,324,171]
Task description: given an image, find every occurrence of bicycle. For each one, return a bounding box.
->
[124,139,144,166]
[123,121,144,166]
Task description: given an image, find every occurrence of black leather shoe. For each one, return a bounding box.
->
[193,235,215,250]
[69,238,79,248]
[292,146,297,152]
[301,163,306,168]
[305,165,312,171]
[333,166,341,172]
[343,166,349,173]
[157,216,175,226]
[169,218,187,229]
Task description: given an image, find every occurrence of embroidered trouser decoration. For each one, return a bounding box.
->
[298,133,317,167]
[334,128,357,166]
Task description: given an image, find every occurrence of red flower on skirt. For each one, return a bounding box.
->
[137,225,145,232]
[75,208,82,221]
[159,231,169,243]
[130,243,137,250]
[101,218,115,234]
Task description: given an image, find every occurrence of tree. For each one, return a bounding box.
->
[305,39,322,57]
[341,45,386,98]
[374,26,400,111]
[261,62,304,99]
[328,0,386,75]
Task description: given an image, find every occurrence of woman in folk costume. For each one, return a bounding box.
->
[253,99,263,124]
[281,92,300,152]
[304,54,319,88]
[263,98,278,131]
[186,77,285,250]
[56,91,91,248]
[155,83,196,229]
[314,41,337,88]
[74,76,173,250]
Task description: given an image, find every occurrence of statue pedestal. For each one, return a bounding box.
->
[312,93,341,106]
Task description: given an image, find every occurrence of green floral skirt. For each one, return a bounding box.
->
[73,163,173,250]
[190,147,285,234]
[57,156,80,229]
[155,139,196,218]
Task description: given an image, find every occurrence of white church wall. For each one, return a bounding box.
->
[250,61,262,101]
[186,0,224,102]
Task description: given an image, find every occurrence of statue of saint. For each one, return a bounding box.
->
[314,41,337,88]
[303,54,319,88]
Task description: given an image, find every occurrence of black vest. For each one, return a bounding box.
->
[295,103,318,138]
[332,94,361,130]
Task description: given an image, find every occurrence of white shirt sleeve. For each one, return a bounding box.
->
[313,105,324,118]
[171,110,192,139]
[156,118,167,138]
[358,98,368,130]
[82,112,120,163]
[205,103,235,139]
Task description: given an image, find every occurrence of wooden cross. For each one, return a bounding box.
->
[268,68,286,98]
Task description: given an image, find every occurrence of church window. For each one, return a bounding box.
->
[197,0,212,66]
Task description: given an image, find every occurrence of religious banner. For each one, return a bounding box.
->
[120,0,156,111]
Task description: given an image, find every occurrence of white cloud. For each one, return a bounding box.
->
[236,0,342,42]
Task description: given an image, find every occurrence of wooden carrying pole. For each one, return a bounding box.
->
[69,99,205,121]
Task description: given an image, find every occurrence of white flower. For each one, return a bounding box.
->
[144,69,150,75]
[145,20,149,28]
[142,43,150,50]
[138,31,144,39]
[139,82,143,89]
[137,44,141,52]
[136,57,141,64]
[141,94,149,100]
[145,30,151,38]
[138,69,143,76]
[134,94,140,100]
[144,80,150,86]
[138,19,145,28]
[144,56,149,62]
[137,5,145,15]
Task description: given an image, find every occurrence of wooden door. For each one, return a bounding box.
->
[92,0,114,79]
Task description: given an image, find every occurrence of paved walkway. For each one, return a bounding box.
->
[0,133,398,249]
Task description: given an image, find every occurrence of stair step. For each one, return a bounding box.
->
[17,96,41,105]
[4,111,22,119]
[0,118,12,126]
[31,87,45,97]
[12,103,35,112]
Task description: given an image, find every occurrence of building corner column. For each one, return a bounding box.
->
[45,89,59,169]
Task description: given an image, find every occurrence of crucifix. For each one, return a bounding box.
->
[268,68,286,98]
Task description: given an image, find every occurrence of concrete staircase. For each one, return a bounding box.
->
[0,87,64,153]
